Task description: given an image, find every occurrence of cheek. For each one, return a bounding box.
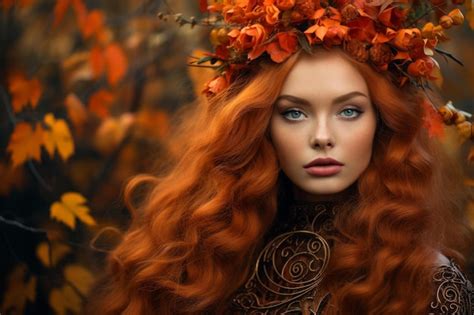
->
[270,121,304,165]
[343,123,376,166]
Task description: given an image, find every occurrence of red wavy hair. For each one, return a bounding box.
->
[86,48,471,314]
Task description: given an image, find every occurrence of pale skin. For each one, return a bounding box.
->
[269,51,378,202]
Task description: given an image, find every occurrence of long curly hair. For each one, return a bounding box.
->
[86,48,471,314]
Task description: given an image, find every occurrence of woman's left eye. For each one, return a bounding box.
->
[339,108,362,118]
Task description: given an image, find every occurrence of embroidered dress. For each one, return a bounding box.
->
[228,202,474,314]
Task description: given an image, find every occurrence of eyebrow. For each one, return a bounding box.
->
[274,91,368,106]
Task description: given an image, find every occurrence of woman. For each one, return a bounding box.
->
[86,45,473,314]
[87,0,474,313]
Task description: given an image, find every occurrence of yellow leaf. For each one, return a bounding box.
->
[49,285,82,315]
[43,113,75,161]
[36,241,71,267]
[7,122,44,168]
[1,264,36,314]
[64,265,95,295]
[50,192,96,229]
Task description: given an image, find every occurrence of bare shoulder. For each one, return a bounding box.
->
[429,252,474,315]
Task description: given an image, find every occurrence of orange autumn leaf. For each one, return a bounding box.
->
[53,0,87,27]
[89,45,105,79]
[64,93,87,133]
[7,122,44,168]
[1,265,36,314]
[88,89,115,118]
[88,43,128,86]
[8,72,42,113]
[104,43,128,86]
[43,113,75,161]
[36,242,71,267]
[78,9,105,39]
[49,285,81,315]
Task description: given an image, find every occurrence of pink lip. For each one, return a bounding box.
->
[305,165,343,176]
[303,157,344,177]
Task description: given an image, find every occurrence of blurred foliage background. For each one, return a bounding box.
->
[0,0,472,314]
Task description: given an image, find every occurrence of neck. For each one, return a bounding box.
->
[291,183,357,204]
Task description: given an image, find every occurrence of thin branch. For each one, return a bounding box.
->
[27,160,54,192]
[434,48,464,66]
[0,84,16,124]
[0,215,49,234]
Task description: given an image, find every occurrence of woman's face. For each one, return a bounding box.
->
[270,52,377,201]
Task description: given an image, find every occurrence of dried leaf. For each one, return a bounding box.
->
[104,43,128,86]
[7,122,44,168]
[49,285,81,315]
[64,264,95,295]
[50,192,96,229]
[88,89,115,118]
[36,241,71,267]
[43,113,75,161]
[8,72,42,113]
[1,264,36,314]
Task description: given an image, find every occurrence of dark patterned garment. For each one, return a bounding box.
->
[228,202,474,314]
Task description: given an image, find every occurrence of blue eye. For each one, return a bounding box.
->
[282,110,305,121]
[340,108,362,118]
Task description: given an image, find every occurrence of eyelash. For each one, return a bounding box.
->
[281,107,363,121]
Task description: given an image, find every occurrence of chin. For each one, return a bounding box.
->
[298,179,356,196]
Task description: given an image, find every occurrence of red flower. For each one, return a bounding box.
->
[266,32,299,62]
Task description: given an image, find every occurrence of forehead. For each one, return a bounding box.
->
[280,52,369,97]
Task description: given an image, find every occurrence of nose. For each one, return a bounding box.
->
[309,118,334,149]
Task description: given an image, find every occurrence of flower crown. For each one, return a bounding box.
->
[158,0,473,142]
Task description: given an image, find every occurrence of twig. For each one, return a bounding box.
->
[0,215,49,234]
[0,84,16,124]
[27,160,54,192]
[434,48,464,66]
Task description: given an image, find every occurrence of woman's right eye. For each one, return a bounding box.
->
[282,109,305,121]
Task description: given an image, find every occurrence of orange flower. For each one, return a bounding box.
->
[230,24,268,60]
[275,0,295,11]
[392,28,421,50]
[266,32,298,62]
[407,57,437,78]
[246,5,265,20]
[223,5,246,23]
[378,6,410,29]
[265,4,280,25]
[305,16,348,46]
